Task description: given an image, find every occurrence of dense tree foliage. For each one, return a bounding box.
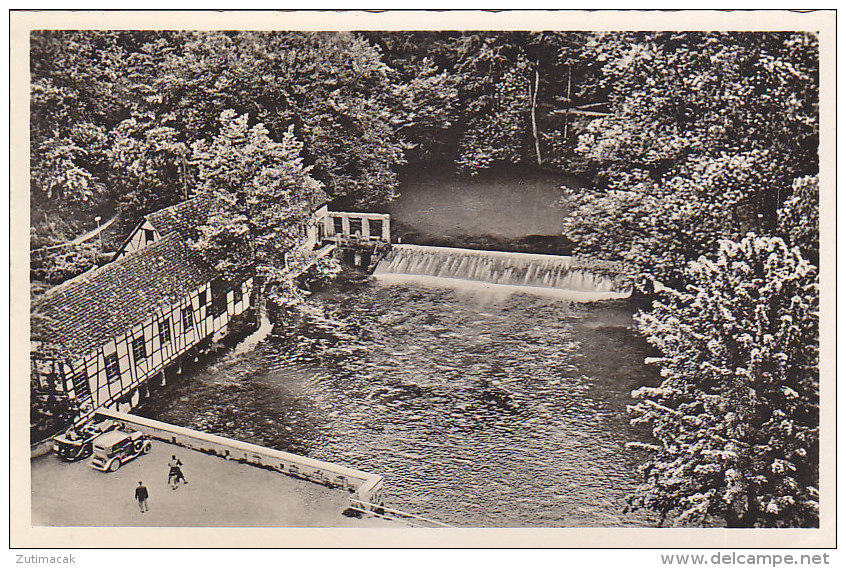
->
[778,175,819,265]
[628,235,819,527]
[368,31,607,172]
[152,32,408,207]
[30,30,413,282]
[33,31,817,281]
[190,110,327,305]
[28,32,402,274]
[562,33,822,528]
[563,32,818,287]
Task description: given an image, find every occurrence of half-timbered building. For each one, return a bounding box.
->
[31,196,254,419]
[31,194,392,425]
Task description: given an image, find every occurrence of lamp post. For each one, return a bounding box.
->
[94,216,102,253]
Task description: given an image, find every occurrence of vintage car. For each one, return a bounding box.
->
[89,427,152,472]
[52,418,117,462]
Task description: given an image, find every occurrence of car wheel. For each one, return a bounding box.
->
[141,442,151,454]
[108,458,121,472]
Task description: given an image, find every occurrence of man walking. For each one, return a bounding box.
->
[135,481,149,513]
[168,455,187,488]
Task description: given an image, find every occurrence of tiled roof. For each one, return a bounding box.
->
[32,233,216,360]
[144,191,327,240]
[145,193,216,238]
[33,190,326,361]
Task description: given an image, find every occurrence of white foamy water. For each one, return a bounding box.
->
[374,273,631,302]
[374,245,631,300]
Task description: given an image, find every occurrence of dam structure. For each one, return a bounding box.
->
[373,244,632,301]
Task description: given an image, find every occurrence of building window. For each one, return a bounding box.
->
[132,335,147,361]
[197,289,207,307]
[182,307,194,333]
[333,216,343,234]
[104,353,120,382]
[71,369,91,400]
[211,280,229,317]
[144,228,155,243]
[159,318,171,345]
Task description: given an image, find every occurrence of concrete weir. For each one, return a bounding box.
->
[374,244,632,301]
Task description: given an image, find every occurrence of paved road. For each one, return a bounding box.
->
[32,440,393,527]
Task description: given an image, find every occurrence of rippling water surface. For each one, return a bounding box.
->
[137,273,660,527]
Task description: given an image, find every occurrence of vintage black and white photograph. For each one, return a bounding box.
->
[12,9,835,548]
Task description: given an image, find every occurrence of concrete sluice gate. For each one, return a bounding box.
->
[373,244,632,301]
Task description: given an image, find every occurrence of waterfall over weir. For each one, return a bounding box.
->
[373,244,632,301]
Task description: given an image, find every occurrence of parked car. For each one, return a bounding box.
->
[89,427,152,472]
[53,418,117,462]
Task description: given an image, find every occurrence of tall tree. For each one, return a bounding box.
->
[190,110,327,307]
[386,55,459,167]
[30,30,416,284]
[628,235,819,527]
[445,31,608,173]
[452,33,535,172]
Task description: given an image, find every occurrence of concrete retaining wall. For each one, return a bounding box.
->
[93,409,384,507]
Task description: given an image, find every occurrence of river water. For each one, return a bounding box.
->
[136,172,661,527]
[137,274,659,527]
[388,168,574,239]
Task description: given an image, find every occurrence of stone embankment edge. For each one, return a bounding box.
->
[34,409,385,510]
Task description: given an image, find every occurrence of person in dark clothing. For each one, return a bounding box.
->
[135,481,149,513]
[168,455,187,488]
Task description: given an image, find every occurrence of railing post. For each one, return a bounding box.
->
[382,215,390,242]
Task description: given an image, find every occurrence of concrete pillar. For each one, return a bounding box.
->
[324,215,334,237]
[160,369,167,386]
[341,214,350,236]
[362,218,371,238]
[382,215,391,241]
